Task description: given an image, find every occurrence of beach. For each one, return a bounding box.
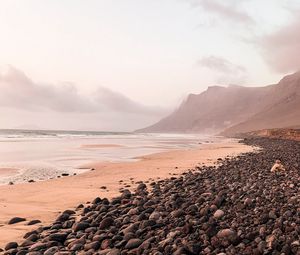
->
[0,138,253,248]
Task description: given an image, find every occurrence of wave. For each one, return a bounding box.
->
[0,129,132,140]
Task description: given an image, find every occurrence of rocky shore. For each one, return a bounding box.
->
[246,129,300,142]
[2,137,300,255]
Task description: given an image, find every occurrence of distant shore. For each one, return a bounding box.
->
[0,138,252,248]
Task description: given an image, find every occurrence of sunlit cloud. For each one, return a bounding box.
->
[188,0,254,26]
[197,55,247,84]
[259,13,300,73]
[0,66,166,115]
[0,66,168,131]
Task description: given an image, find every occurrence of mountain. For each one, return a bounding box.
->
[138,72,300,135]
[222,72,300,135]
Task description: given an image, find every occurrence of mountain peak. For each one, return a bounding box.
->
[207,85,225,91]
[279,71,300,84]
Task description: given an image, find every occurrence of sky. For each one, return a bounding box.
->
[0,0,300,131]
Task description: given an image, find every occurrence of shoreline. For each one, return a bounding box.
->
[0,138,253,248]
[0,168,19,177]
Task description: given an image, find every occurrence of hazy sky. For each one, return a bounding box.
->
[0,0,300,131]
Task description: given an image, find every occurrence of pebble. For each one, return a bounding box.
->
[8,217,26,225]
[213,209,225,219]
[2,137,300,255]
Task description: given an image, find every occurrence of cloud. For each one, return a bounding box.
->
[95,87,165,116]
[259,16,300,73]
[0,66,165,116]
[197,55,247,84]
[0,66,169,131]
[189,0,254,26]
[0,66,96,112]
[198,55,246,73]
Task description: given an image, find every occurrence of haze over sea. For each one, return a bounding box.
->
[0,129,215,185]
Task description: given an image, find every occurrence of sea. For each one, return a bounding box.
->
[0,129,216,185]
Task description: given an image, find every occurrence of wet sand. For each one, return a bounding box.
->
[0,168,19,177]
[0,139,253,247]
[80,144,125,149]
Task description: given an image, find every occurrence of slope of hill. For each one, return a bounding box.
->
[138,72,300,134]
[245,128,300,141]
[222,72,300,135]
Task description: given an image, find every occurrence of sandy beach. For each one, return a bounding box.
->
[0,139,253,248]
[0,168,19,177]
[80,144,125,149]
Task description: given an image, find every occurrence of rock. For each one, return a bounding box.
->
[3,137,300,255]
[217,229,238,243]
[99,217,114,229]
[213,209,225,219]
[268,210,277,219]
[101,239,111,250]
[72,221,90,232]
[27,220,41,225]
[84,241,100,251]
[136,183,147,191]
[29,242,48,251]
[20,239,35,247]
[92,197,102,204]
[125,238,143,249]
[16,251,28,255]
[56,213,69,222]
[48,232,68,242]
[5,242,18,250]
[107,249,121,255]
[76,204,84,210]
[44,246,59,255]
[8,217,26,224]
[244,197,253,206]
[171,209,185,218]
[149,211,161,221]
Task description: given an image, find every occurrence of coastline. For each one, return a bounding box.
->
[0,138,253,248]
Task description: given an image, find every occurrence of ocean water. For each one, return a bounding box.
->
[0,129,216,184]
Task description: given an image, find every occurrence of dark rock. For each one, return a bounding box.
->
[84,241,100,251]
[125,238,143,249]
[72,221,90,232]
[3,137,300,255]
[5,242,18,250]
[27,220,41,225]
[99,217,114,229]
[48,232,68,243]
[29,242,48,251]
[44,246,59,255]
[56,213,69,222]
[8,217,26,224]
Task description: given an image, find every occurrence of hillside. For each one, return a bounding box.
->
[245,128,300,141]
[138,72,300,135]
[222,72,300,135]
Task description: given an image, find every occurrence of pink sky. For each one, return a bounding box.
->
[0,0,299,131]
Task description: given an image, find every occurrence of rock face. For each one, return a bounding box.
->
[138,71,300,134]
[2,137,300,254]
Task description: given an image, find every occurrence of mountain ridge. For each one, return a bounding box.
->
[137,72,300,135]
